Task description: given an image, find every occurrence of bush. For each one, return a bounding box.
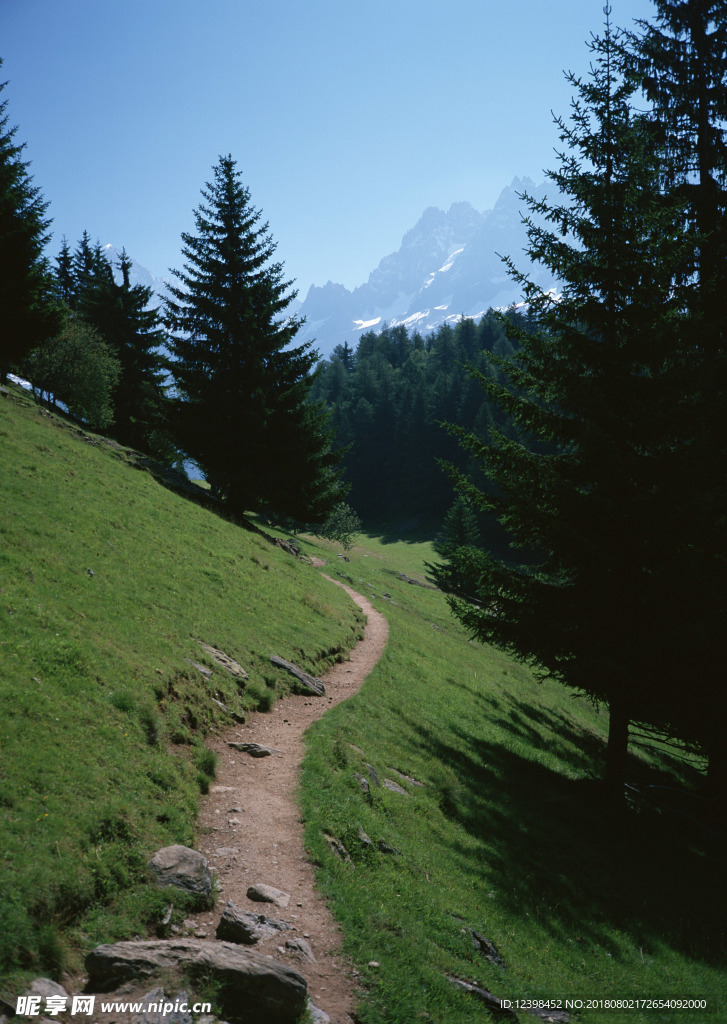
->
[316,502,362,551]
[24,316,120,428]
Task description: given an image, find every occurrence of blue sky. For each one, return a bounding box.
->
[3,0,654,297]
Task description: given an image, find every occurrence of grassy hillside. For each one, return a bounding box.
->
[298,535,726,1024]
[2,384,724,1023]
[0,386,363,984]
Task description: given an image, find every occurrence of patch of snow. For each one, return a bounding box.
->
[392,310,431,329]
[353,317,382,331]
[437,247,464,273]
[443,310,487,326]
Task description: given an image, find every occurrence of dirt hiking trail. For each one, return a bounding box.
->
[190,576,389,1024]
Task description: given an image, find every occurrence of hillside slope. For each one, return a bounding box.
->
[297,535,726,1024]
[0,386,363,982]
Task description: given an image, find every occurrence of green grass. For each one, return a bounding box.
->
[0,388,363,984]
[298,533,727,1024]
[2,385,725,1023]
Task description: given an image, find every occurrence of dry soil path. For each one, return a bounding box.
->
[189,574,389,1024]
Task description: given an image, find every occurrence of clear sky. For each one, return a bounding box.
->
[3,0,654,297]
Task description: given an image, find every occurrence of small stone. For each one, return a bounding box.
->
[383,778,410,796]
[284,937,315,962]
[247,883,291,908]
[445,976,520,1021]
[185,659,213,678]
[269,655,325,696]
[472,930,505,968]
[307,1001,331,1024]
[323,834,351,862]
[228,741,279,757]
[357,827,375,850]
[368,961,380,968]
[195,640,249,678]
[353,773,370,796]
[387,767,426,787]
[148,845,212,896]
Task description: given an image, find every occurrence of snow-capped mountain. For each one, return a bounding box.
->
[297,178,557,359]
[100,244,169,301]
[101,177,556,355]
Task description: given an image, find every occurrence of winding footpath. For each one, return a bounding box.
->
[190,577,389,1024]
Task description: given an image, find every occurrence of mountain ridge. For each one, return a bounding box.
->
[297,177,556,357]
[99,178,556,356]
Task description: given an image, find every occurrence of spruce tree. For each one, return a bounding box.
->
[441,17,687,798]
[629,0,727,796]
[430,494,482,598]
[0,63,60,380]
[80,249,171,456]
[434,495,480,560]
[54,237,76,307]
[165,155,343,522]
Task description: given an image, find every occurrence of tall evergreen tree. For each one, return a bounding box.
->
[54,237,76,307]
[81,249,171,456]
[0,63,60,380]
[628,0,727,794]
[165,155,343,522]
[440,17,688,798]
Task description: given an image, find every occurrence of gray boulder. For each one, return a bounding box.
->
[148,846,212,896]
[216,900,290,944]
[246,883,290,908]
[131,987,193,1024]
[24,979,69,1000]
[85,939,306,1024]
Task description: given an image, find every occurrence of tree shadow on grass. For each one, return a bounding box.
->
[398,697,726,971]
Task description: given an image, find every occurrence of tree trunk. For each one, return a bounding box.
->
[706,741,727,836]
[606,697,629,804]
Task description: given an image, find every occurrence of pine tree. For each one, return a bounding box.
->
[80,249,171,456]
[54,237,76,307]
[442,17,688,798]
[629,0,727,796]
[0,63,60,380]
[165,155,343,522]
[430,494,482,598]
[630,0,727,309]
[434,494,480,559]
